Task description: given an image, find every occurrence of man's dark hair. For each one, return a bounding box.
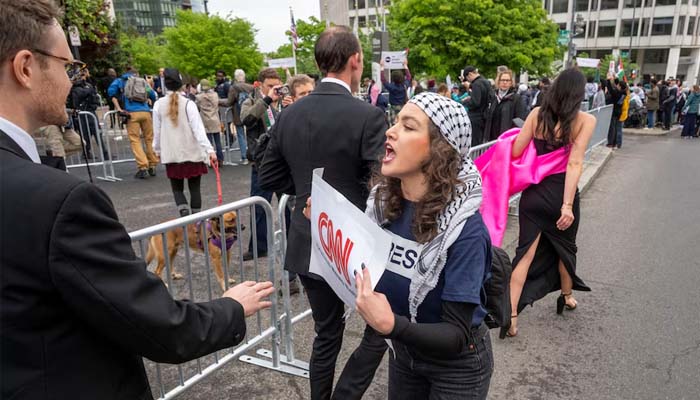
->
[0,0,60,68]
[258,68,280,83]
[216,70,226,76]
[587,76,594,83]
[391,70,405,85]
[314,26,361,75]
[540,77,551,85]
[651,79,657,85]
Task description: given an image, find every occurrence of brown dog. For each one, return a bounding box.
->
[145,211,242,291]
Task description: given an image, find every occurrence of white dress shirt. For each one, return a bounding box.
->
[0,116,40,163]
[321,77,352,94]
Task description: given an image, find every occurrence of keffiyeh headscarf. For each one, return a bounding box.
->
[366,92,483,322]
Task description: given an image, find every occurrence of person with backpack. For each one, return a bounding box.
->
[108,67,158,179]
[504,68,594,337]
[339,92,493,398]
[195,79,224,163]
[69,66,107,161]
[153,68,217,217]
[219,68,254,165]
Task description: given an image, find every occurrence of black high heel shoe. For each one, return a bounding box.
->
[556,292,577,314]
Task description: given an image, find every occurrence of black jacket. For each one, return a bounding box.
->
[487,88,527,142]
[258,82,387,274]
[604,79,624,117]
[70,80,100,112]
[0,131,246,399]
[466,75,492,120]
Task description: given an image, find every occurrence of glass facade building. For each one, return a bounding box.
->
[113,0,206,34]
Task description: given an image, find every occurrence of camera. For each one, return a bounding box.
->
[275,85,291,97]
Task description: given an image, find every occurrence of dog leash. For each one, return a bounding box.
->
[213,161,223,205]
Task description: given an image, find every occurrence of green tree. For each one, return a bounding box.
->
[387,0,560,79]
[268,16,328,75]
[119,32,167,75]
[163,10,263,79]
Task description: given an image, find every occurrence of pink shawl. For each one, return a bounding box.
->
[474,128,569,246]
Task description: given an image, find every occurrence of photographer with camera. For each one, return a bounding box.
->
[69,66,107,161]
[239,68,290,260]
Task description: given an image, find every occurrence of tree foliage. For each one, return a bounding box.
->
[387,0,560,79]
[268,17,327,75]
[119,32,167,75]
[61,0,112,44]
[163,10,263,79]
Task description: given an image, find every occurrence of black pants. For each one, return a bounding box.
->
[469,116,485,147]
[298,274,386,400]
[388,324,493,400]
[663,103,675,130]
[170,176,201,215]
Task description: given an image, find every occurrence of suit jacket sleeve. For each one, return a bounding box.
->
[48,182,246,364]
[258,119,295,194]
[359,107,388,200]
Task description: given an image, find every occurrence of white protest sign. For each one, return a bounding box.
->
[309,169,392,307]
[576,57,600,68]
[267,57,296,69]
[446,75,453,88]
[381,51,407,70]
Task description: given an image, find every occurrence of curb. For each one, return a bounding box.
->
[580,148,613,196]
[624,127,679,136]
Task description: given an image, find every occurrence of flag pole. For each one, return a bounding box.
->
[290,6,298,75]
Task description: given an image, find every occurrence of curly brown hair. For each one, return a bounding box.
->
[371,121,464,243]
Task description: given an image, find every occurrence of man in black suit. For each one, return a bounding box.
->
[0,2,274,398]
[259,26,388,400]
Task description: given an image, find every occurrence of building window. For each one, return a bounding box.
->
[677,16,685,35]
[643,49,669,63]
[655,0,677,5]
[358,15,366,27]
[689,17,697,35]
[588,20,597,38]
[544,0,551,13]
[600,0,618,9]
[575,0,589,11]
[349,0,367,9]
[598,20,617,37]
[621,19,639,36]
[553,0,569,13]
[651,17,674,36]
[591,0,599,9]
[640,18,650,36]
[623,0,641,6]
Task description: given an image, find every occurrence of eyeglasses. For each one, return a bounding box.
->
[31,48,84,73]
[500,79,513,82]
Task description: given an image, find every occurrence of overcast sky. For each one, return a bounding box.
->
[206,0,321,53]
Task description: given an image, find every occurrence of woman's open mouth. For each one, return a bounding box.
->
[383,143,396,163]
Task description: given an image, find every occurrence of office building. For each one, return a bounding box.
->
[320,0,390,31]
[113,0,207,35]
[547,0,700,83]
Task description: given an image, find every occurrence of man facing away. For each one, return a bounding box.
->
[259,26,388,400]
[0,1,274,398]
[462,65,491,146]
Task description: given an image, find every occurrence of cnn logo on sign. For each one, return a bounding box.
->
[318,212,355,285]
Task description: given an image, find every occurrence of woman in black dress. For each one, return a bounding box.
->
[506,68,596,337]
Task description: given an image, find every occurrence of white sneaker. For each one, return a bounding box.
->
[240,159,249,165]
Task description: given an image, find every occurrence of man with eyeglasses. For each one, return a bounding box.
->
[0,1,275,398]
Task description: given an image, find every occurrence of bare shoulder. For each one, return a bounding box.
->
[578,111,596,126]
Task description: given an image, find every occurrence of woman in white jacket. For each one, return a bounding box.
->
[153,68,217,216]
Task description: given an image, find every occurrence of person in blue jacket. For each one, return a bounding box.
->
[108,67,158,179]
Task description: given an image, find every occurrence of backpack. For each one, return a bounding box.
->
[483,246,513,338]
[235,90,250,120]
[124,76,148,103]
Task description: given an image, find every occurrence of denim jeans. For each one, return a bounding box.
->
[248,166,290,254]
[647,110,656,128]
[206,132,224,161]
[387,324,493,400]
[235,124,247,161]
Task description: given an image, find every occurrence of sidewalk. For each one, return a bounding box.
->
[624,125,679,136]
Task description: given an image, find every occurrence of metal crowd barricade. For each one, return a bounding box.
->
[222,107,244,166]
[584,104,613,160]
[64,111,122,181]
[247,194,311,377]
[130,197,306,400]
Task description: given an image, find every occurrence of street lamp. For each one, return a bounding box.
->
[567,13,585,68]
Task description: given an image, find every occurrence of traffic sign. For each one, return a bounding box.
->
[68,25,81,47]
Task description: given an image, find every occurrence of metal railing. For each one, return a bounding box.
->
[130,197,307,400]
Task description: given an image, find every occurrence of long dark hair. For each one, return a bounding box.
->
[371,122,463,243]
[536,68,586,146]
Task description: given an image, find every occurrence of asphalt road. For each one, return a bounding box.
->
[69,132,700,399]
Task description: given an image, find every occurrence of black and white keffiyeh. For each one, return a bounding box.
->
[366,92,483,322]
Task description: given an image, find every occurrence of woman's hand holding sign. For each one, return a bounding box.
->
[303,197,311,220]
[355,264,395,335]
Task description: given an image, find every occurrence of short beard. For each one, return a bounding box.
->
[34,75,69,127]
